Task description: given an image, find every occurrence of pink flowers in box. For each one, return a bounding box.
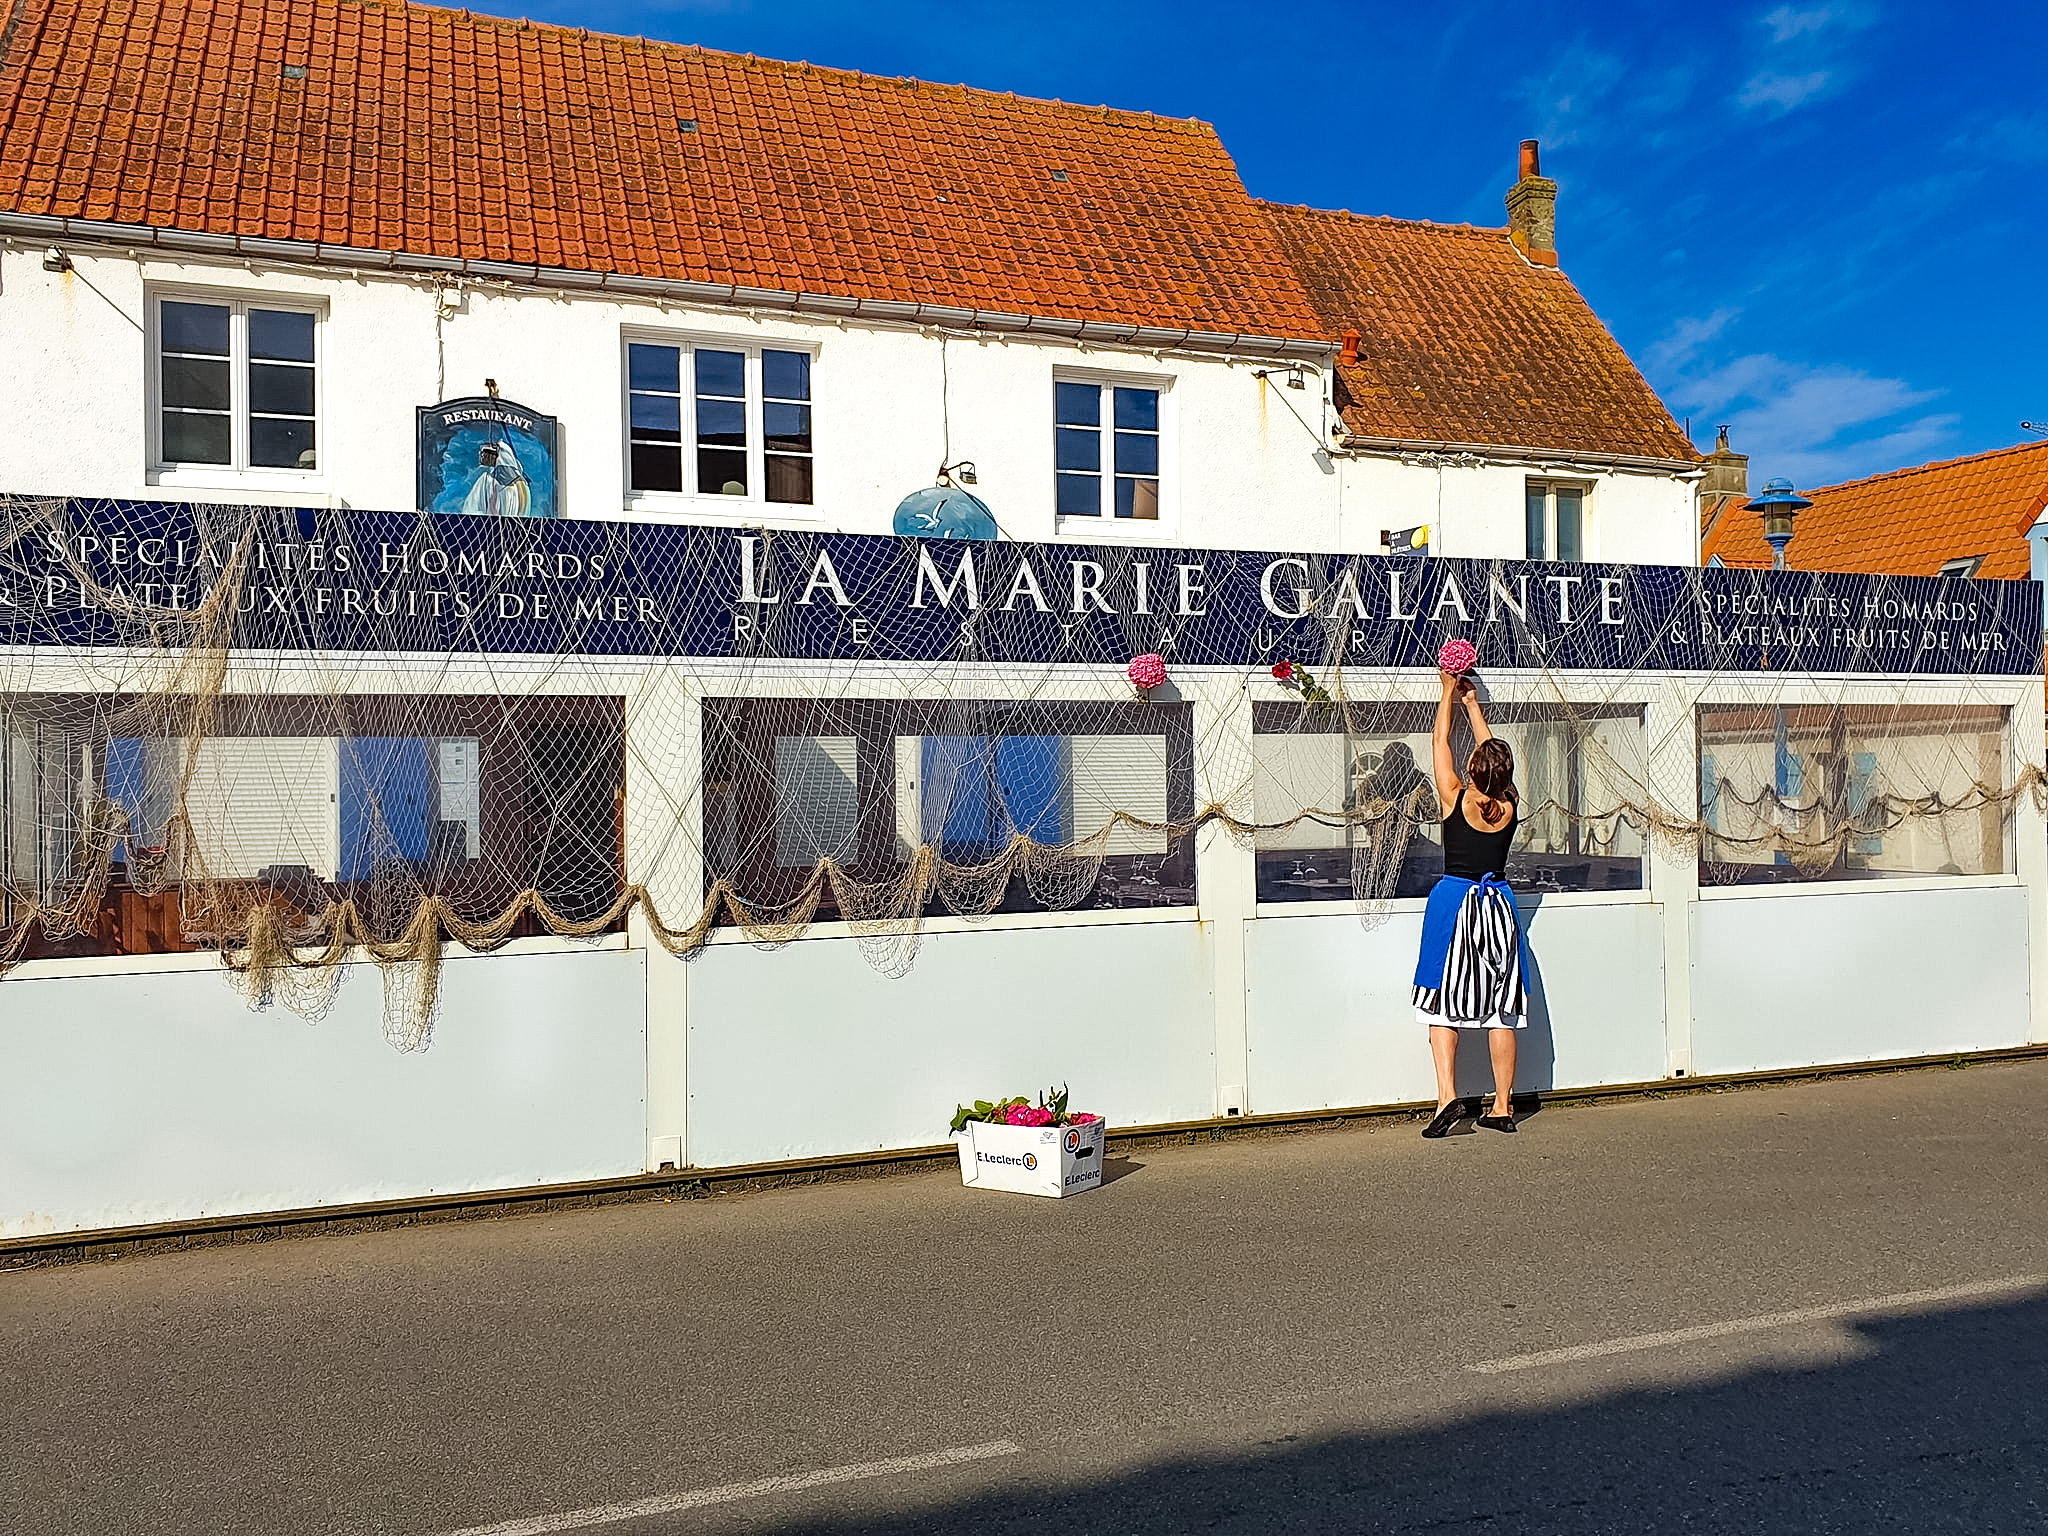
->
[950,1084,1098,1134]
[1127,652,1168,699]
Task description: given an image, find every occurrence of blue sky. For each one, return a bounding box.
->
[523,0,2044,490]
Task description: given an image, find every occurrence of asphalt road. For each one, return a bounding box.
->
[7,1061,2048,1535]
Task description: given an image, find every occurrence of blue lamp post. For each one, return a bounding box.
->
[1745,476,1814,846]
[1745,476,1812,573]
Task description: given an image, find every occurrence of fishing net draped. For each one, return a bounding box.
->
[0,493,2037,1046]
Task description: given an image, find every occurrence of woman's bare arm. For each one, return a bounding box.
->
[1431,669,1463,808]
[1462,679,1495,747]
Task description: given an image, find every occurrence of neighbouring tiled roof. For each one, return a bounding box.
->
[0,0,1326,339]
[1701,439,2048,578]
[1261,203,1697,461]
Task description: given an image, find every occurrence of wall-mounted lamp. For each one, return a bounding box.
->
[484,378,500,398]
[41,247,71,273]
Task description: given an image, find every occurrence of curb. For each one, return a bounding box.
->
[6,1041,2045,1271]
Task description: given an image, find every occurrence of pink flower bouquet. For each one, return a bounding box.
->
[1127,652,1168,699]
[1438,638,1478,676]
[950,1084,1098,1134]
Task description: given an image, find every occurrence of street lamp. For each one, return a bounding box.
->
[1746,477,1813,572]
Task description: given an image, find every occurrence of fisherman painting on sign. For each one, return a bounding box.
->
[461,439,531,518]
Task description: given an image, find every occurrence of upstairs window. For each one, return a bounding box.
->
[1525,481,1586,562]
[152,295,320,473]
[1056,378,1163,520]
[1938,555,1985,579]
[625,340,815,506]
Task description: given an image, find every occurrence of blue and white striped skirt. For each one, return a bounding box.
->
[1412,873,1527,1030]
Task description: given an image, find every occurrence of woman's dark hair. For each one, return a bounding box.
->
[1468,737,1518,815]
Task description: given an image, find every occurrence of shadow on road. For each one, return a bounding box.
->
[774,1289,2048,1534]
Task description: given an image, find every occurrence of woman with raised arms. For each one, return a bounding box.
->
[1414,666,1527,1138]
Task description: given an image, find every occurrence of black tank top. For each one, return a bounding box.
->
[1442,784,1516,880]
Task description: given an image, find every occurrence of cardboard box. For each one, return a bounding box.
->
[954,1118,1106,1198]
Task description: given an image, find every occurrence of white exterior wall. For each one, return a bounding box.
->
[1,243,1697,560]
[1335,454,1697,567]
[0,655,2039,1241]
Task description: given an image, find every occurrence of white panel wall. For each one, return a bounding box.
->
[1690,884,2032,1075]
[1242,899,1668,1113]
[682,919,1215,1167]
[0,947,647,1239]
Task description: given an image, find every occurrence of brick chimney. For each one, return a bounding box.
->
[1506,139,1558,267]
[1697,425,1751,545]
[1699,424,1749,499]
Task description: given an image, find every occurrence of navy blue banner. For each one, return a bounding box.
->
[1,498,2038,676]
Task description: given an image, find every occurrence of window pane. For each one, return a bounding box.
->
[1113,387,1159,431]
[162,411,231,464]
[631,442,684,493]
[162,354,231,411]
[250,416,316,469]
[696,397,747,447]
[766,454,814,505]
[695,349,745,398]
[1117,477,1160,520]
[628,343,680,393]
[763,349,811,401]
[1252,703,1646,901]
[699,447,748,495]
[1525,486,1548,561]
[249,362,314,417]
[630,392,682,440]
[764,401,812,453]
[1055,381,1100,426]
[1055,425,1100,472]
[774,736,857,868]
[1114,430,1158,476]
[160,300,229,356]
[1555,488,1583,562]
[1056,472,1101,516]
[248,308,315,363]
[1699,704,2008,884]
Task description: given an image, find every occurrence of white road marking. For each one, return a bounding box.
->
[431,1439,1024,1536]
[1468,1273,2046,1375]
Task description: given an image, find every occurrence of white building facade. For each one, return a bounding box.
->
[0,0,2039,1247]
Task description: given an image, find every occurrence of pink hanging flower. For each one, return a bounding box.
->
[1438,638,1478,676]
[1127,653,1168,695]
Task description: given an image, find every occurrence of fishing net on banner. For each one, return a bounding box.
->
[0,491,2038,1047]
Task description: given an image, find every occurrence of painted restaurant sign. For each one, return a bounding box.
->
[3,499,2038,677]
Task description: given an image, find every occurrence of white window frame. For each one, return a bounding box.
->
[619,330,819,519]
[1053,367,1175,535]
[1525,479,1592,563]
[145,286,326,490]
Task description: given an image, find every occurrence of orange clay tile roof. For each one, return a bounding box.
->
[1701,439,2048,578]
[0,0,1325,340]
[1262,203,1696,461]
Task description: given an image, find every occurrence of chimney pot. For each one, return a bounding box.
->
[1340,328,1359,366]
[1506,138,1558,267]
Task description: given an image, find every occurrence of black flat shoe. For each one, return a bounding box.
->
[1422,1101,1469,1139]
[1477,1112,1516,1133]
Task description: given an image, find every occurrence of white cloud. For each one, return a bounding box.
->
[1738,1,1878,116]
[1516,44,1629,147]
[1652,322,1956,485]
[1761,3,1876,44]
[1738,70,1835,112]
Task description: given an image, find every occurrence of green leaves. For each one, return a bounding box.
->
[949,1085,1074,1133]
